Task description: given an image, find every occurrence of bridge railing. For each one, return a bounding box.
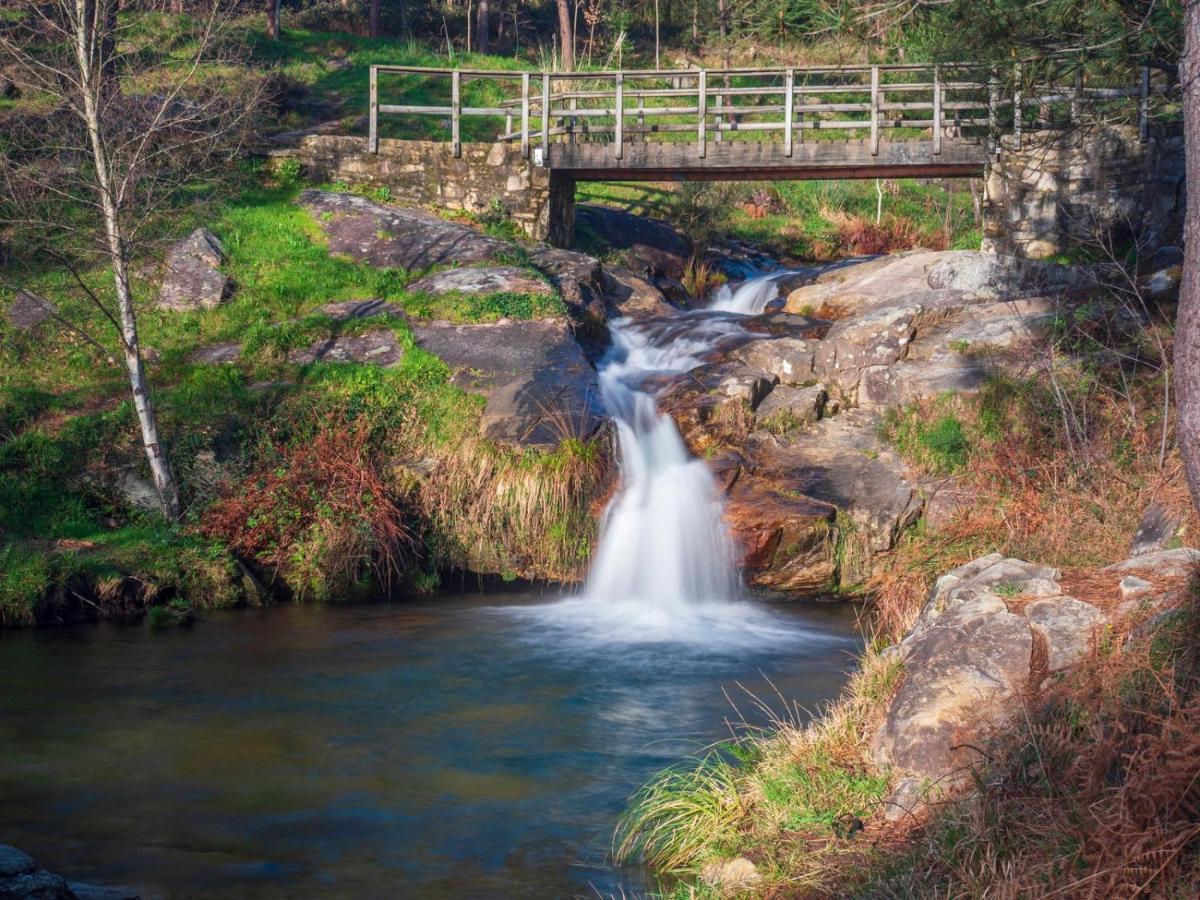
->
[367,64,1176,162]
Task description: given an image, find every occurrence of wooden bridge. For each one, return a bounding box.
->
[366,63,1171,183]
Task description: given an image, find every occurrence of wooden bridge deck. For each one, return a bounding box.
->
[547,138,989,181]
[366,63,1168,182]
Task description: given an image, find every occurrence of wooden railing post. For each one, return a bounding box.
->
[1012,62,1022,150]
[520,72,530,159]
[784,67,794,157]
[697,69,707,158]
[1139,65,1150,142]
[987,68,999,156]
[368,65,379,153]
[614,72,624,159]
[451,69,462,158]
[932,65,942,155]
[870,65,880,156]
[541,73,550,162]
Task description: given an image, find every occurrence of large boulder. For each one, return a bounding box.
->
[157,228,232,311]
[299,190,509,271]
[575,204,693,279]
[526,245,608,323]
[411,318,604,449]
[873,594,1034,784]
[602,266,677,321]
[407,266,553,297]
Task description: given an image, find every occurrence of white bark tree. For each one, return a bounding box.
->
[0,0,260,521]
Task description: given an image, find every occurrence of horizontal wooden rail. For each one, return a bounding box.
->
[366,63,1177,161]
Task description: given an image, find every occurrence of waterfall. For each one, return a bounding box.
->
[707,270,795,315]
[512,270,814,645]
[581,317,742,610]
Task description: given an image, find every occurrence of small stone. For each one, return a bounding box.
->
[1108,548,1200,578]
[7,290,56,330]
[700,856,761,895]
[1130,503,1182,556]
[317,299,404,320]
[881,776,926,822]
[157,227,232,312]
[1119,575,1153,598]
[187,341,242,365]
[1024,596,1107,672]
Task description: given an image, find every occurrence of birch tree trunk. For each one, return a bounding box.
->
[1175,0,1200,511]
[73,0,182,521]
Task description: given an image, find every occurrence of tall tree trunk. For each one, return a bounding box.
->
[369,0,380,37]
[555,0,574,70]
[72,0,181,521]
[266,0,279,39]
[1176,0,1200,511]
[475,0,489,52]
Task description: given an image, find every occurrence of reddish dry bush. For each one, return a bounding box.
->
[201,421,413,597]
[829,211,950,257]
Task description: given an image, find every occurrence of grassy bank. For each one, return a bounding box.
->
[0,168,602,624]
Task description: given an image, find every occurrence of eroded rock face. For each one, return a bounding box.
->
[407,265,553,297]
[576,204,693,279]
[411,318,604,449]
[157,228,232,311]
[602,266,679,320]
[723,478,835,592]
[300,189,510,270]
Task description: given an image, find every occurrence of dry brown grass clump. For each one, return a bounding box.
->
[865,588,1200,899]
[201,418,414,598]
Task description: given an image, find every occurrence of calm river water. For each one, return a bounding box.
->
[0,590,861,898]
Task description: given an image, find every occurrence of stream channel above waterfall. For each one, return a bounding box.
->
[0,269,865,898]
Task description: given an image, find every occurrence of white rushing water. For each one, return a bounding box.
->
[509,268,839,645]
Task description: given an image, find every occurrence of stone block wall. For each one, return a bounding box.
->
[269,135,557,241]
[984,126,1185,259]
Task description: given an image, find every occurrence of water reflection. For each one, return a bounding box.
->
[0,594,861,898]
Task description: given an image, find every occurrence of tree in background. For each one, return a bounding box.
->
[0,0,261,521]
[1176,0,1199,509]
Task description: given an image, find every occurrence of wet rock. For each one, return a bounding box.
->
[754,384,826,430]
[300,190,509,270]
[602,266,677,320]
[0,848,35,879]
[873,595,1033,784]
[700,856,761,895]
[659,363,778,453]
[1024,596,1107,672]
[0,870,74,899]
[157,228,232,311]
[576,204,693,279]
[724,478,836,592]
[288,329,404,367]
[411,318,604,449]
[755,411,922,557]
[7,291,56,330]
[407,266,553,297]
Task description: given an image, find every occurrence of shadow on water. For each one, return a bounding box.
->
[0,592,862,898]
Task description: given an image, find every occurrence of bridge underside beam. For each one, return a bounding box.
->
[547,138,989,182]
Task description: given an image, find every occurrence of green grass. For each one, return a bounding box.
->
[578,177,981,261]
[881,402,970,475]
